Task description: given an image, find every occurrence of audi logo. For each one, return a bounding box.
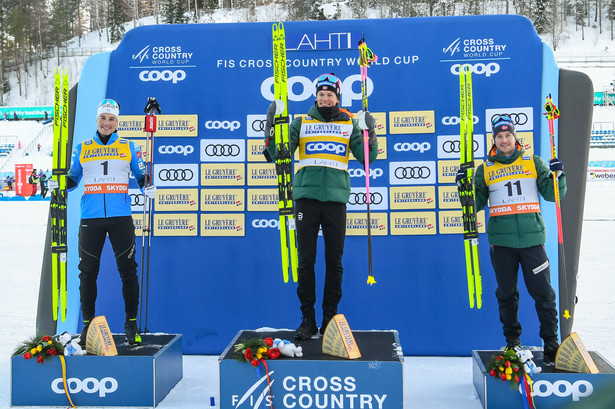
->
[348,192,383,205]
[394,166,431,179]
[442,116,479,125]
[348,168,383,179]
[158,169,194,181]
[158,145,194,156]
[252,219,279,228]
[205,120,241,131]
[393,142,431,153]
[138,69,186,84]
[130,193,145,206]
[204,144,241,157]
[441,140,479,153]
[251,119,266,133]
[490,113,528,126]
[306,142,346,155]
[450,62,500,77]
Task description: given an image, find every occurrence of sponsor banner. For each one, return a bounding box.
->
[346,212,388,236]
[118,115,198,138]
[247,163,277,186]
[247,139,267,162]
[347,187,389,211]
[348,165,385,181]
[437,134,485,159]
[154,163,199,187]
[203,120,241,132]
[129,188,154,213]
[132,214,144,233]
[153,213,198,236]
[158,143,196,157]
[389,111,436,134]
[390,186,436,210]
[201,213,245,236]
[587,167,615,181]
[200,139,245,163]
[438,210,486,234]
[441,114,479,127]
[349,136,387,161]
[201,163,245,186]
[201,188,245,211]
[392,139,432,156]
[484,107,533,133]
[0,106,53,120]
[155,188,199,211]
[449,62,501,77]
[246,114,293,137]
[390,211,437,235]
[247,188,279,211]
[389,161,436,185]
[438,185,461,209]
[438,160,483,184]
[490,202,540,216]
[250,217,280,229]
[285,31,363,51]
[372,112,387,135]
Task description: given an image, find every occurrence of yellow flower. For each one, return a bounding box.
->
[499,366,504,371]
[30,348,37,355]
[257,347,267,354]
[505,367,513,375]
[37,345,42,352]
[256,353,262,360]
[506,374,512,380]
[47,340,53,345]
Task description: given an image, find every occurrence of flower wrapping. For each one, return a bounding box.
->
[234,337,281,367]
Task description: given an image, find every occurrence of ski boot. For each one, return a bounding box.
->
[125,318,142,346]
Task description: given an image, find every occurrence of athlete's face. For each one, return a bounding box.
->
[316,90,339,107]
[494,131,516,156]
[97,114,118,136]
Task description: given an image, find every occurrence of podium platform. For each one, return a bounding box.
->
[472,349,615,409]
[219,330,404,409]
[11,333,183,407]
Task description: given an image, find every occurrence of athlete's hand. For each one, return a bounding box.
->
[47,178,59,190]
[455,169,466,188]
[144,185,157,199]
[549,157,564,178]
[265,100,285,139]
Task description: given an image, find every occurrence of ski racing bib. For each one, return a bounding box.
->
[484,155,540,216]
[297,116,353,171]
[80,139,132,194]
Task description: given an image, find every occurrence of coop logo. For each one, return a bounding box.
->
[158,145,195,156]
[306,141,346,155]
[522,380,593,402]
[51,377,118,398]
[442,115,479,126]
[348,167,383,180]
[132,45,150,63]
[393,142,431,153]
[205,120,241,131]
[450,62,500,77]
[139,69,186,84]
[261,74,371,107]
[252,219,279,229]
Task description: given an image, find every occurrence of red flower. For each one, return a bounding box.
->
[489,369,496,377]
[250,358,259,367]
[500,373,506,381]
[264,338,273,347]
[47,348,57,356]
[41,336,51,342]
[495,355,503,361]
[515,376,520,383]
[267,348,280,359]
[37,355,44,364]
[23,352,32,360]
[504,361,511,367]
[513,367,519,372]
[244,348,253,360]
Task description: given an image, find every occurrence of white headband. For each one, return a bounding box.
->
[97,101,120,119]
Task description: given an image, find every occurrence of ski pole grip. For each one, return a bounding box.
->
[144,114,157,133]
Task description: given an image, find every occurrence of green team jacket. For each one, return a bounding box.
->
[266,104,378,204]
[474,144,567,248]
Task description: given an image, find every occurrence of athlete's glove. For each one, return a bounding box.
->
[549,157,564,178]
[47,178,59,190]
[144,185,157,199]
[264,100,285,140]
[357,110,377,148]
[455,169,466,188]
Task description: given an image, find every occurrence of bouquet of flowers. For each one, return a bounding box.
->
[486,348,523,389]
[12,334,65,365]
[234,337,281,367]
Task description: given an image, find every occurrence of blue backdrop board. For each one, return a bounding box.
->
[58,15,581,355]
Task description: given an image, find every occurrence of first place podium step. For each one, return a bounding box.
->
[219,329,404,409]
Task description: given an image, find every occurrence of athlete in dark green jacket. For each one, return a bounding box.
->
[265,73,378,339]
[459,114,566,365]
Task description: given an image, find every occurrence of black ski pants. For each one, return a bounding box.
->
[295,198,346,322]
[78,216,139,322]
[490,245,558,343]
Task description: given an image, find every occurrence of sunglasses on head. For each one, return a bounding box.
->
[317,74,340,84]
[491,114,512,126]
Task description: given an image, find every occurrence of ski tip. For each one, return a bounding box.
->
[367,276,377,286]
[563,309,571,319]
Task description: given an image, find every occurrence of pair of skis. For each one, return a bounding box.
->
[139,97,161,335]
[458,65,482,309]
[272,22,298,283]
[544,95,570,321]
[51,68,70,321]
